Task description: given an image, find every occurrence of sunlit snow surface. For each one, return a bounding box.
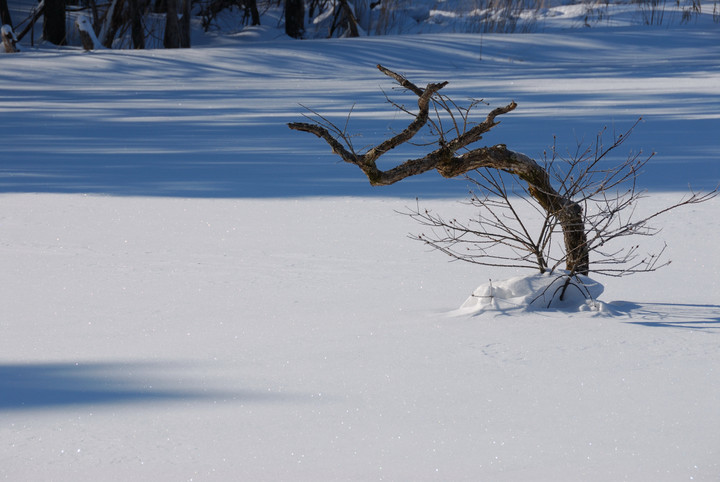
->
[1,2,720,480]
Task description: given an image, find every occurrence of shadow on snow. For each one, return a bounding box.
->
[1,30,718,198]
[0,361,303,411]
[610,301,720,330]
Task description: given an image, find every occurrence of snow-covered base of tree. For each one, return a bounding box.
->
[457,272,606,315]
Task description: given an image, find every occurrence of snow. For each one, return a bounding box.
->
[457,273,606,314]
[1,2,720,480]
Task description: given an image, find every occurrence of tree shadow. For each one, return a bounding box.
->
[0,361,302,411]
[608,301,720,330]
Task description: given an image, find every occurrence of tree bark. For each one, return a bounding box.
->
[285,0,304,39]
[129,0,145,49]
[76,15,101,50]
[0,0,12,27]
[1,24,18,52]
[246,0,260,26]
[288,65,590,274]
[338,0,359,37]
[154,0,166,13]
[99,0,125,48]
[43,0,66,45]
[164,0,179,47]
[179,0,190,47]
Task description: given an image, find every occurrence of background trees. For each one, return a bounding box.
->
[4,0,715,50]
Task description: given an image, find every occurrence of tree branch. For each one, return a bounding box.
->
[288,66,588,273]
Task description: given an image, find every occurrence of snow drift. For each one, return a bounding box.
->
[458,272,606,314]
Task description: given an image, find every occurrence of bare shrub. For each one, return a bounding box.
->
[289,66,717,282]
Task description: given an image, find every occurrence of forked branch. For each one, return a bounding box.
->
[288,66,587,274]
[289,65,520,187]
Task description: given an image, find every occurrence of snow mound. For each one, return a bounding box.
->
[457,272,606,315]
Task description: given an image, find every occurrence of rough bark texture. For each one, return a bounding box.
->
[288,64,590,274]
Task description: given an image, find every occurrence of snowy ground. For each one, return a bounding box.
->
[2,2,720,481]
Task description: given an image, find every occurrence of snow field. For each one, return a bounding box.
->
[1,2,720,479]
[1,193,719,480]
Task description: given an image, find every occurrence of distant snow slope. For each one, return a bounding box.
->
[2,12,718,196]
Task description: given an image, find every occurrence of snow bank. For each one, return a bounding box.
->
[458,272,606,314]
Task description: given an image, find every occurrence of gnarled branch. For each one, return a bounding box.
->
[288,65,590,274]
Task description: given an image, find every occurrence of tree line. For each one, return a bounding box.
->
[3,1,713,52]
[0,0,366,51]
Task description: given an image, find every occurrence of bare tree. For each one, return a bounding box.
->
[407,121,714,279]
[289,65,716,278]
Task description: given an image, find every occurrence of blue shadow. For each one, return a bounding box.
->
[0,361,294,411]
[610,301,720,330]
[1,29,718,198]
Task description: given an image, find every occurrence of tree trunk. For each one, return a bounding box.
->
[285,0,304,39]
[154,0,166,13]
[164,0,179,47]
[288,65,591,275]
[179,0,190,47]
[76,15,101,50]
[99,0,125,48]
[0,0,12,27]
[246,0,260,26]
[87,0,100,33]
[339,0,359,37]
[43,0,66,45]
[129,0,145,49]
[1,24,18,52]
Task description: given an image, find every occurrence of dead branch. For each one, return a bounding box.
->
[289,64,590,274]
